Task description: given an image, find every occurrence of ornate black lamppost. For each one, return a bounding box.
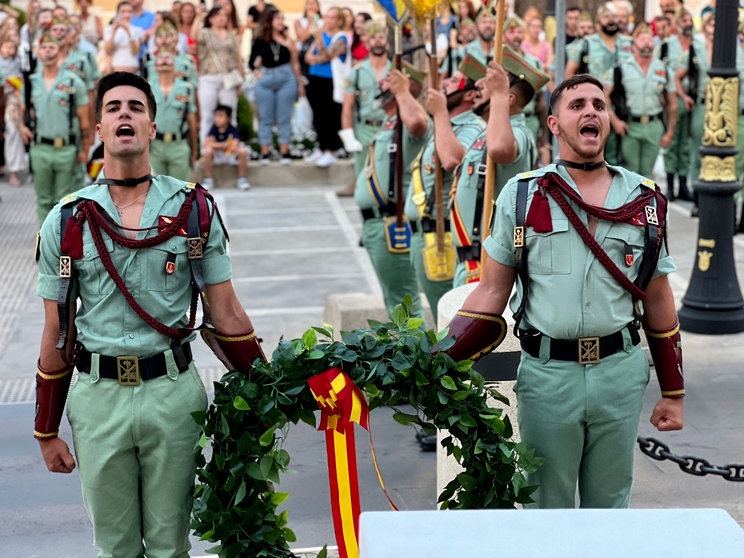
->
[677,0,744,334]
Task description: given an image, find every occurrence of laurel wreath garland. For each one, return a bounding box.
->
[191,298,541,558]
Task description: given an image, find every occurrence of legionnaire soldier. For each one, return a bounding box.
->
[450,50,544,287]
[145,21,198,91]
[149,47,198,180]
[674,9,713,216]
[404,61,484,314]
[503,15,549,166]
[440,74,684,508]
[440,11,495,79]
[20,32,91,225]
[66,15,101,146]
[667,8,715,216]
[605,22,677,179]
[566,3,633,165]
[354,62,429,319]
[340,21,390,191]
[34,71,266,557]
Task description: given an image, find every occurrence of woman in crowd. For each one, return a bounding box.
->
[294,0,320,78]
[178,1,197,58]
[250,7,303,164]
[147,11,185,55]
[523,15,553,67]
[77,0,103,45]
[351,10,371,61]
[104,0,142,74]
[246,0,270,31]
[215,0,243,37]
[193,4,242,145]
[437,3,458,50]
[304,6,348,167]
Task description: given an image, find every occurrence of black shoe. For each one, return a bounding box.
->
[666,173,676,201]
[415,431,436,452]
[678,176,694,202]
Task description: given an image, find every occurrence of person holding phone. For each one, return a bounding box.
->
[103,0,143,73]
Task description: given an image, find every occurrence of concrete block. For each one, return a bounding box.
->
[435,284,521,499]
[191,158,356,188]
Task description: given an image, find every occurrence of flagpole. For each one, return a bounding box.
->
[430,17,446,254]
[394,22,405,227]
[479,0,507,271]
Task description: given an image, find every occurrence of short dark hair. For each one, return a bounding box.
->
[508,75,535,110]
[214,104,232,117]
[204,6,222,27]
[550,74,604,114]
[95,71,157,122]
[566,6,581,13]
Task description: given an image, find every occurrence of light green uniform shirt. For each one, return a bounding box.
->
[451,113,535,247]
[655,35,682,74]
[63,46,99,91]
[484,164,675,339]
[150,78,197,137]
[522,50,544,117]
[37,176,232,356]
[354,115,431,210]
[679,36,709,100]
[568,33,633,79]
[25,70,88,139]
[147,53,198,89]
[603,56,675,116]
[404,110,485,221]
[344,58,390,125]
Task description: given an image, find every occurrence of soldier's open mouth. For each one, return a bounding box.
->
[116,125,135,137]
[580,124,599,138]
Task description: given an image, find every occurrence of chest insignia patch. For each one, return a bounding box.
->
[471,138,486,151]
[158,215,188,237]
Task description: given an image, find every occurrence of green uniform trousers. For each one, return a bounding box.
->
[621,119,664,179]
[67,360,208,558]
[605,132,621,166]
[663,101,691,177]
[150,140,193,182]
[410,228,452,318]
[31,143,79,225]
[516,334,649,509]
[362,218,423,319]
[688,102,706,186]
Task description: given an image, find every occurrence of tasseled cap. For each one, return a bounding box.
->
[458,53,487,82]
[632,21,652,38]
[364,20,387,37]
[503,14,525,31]
[401,60,427,84]
[502,45,550,92]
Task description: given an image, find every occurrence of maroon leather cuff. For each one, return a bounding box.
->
[201,327,267,374]
[34,359,74,440]
[440,310,507,363]
[644,322,684,398]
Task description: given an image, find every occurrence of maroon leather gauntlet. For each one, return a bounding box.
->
[439,310,507,363]
[644,321,684,398]
[34,360,74,440]
[201,327,267,373]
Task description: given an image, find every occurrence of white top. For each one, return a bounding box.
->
[330,31,351,104]
[104,24,143,68]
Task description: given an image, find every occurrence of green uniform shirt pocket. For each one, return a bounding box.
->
[525,218,571,275]
[146,240,188,291]
[603,223,646,278]
[77,236,115,295]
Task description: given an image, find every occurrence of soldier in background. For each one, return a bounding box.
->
[353,62,429,319]
[440,11,495,78]
[340,20,390,197]
[605,22,677,179]
[577,11,594,38]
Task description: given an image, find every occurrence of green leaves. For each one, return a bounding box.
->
[191,300,538,557]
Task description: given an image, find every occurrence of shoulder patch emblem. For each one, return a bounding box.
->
[518,170,536,179]
[641,179,656,189]
[60,193,77,204]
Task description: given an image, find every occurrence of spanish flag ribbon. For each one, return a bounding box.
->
[308,368,398,558]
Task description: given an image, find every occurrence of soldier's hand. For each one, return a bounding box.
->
[76,150,87,164]
[485,61,510,98]
[38,437,76,473]
[388,70,409,96]
[611,118,628,137]
[681,94,694,111]
[20,124,33,145]
[660,131,673,148]
[426,88,447,116]
[650,397,684,432]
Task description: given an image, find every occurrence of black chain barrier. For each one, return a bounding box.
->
[638,436,744,482]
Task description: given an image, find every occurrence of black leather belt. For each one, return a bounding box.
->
[410,218,451,234]
[77,343,192,385]
[361,205,396,220]
[155,131,184,142]
[519,327,639,364]
[629,114,662,124]
[363,118,383,127]
[36,135,75,148]
[456,244,480,261]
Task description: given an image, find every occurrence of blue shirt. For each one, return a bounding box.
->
[131,10,155,60]
[308,32,345,79]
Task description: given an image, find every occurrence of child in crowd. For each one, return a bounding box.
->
[0,38,22,78]
[4,76,25,186]
[201,104,250,190]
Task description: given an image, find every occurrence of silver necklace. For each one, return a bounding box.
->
[115,190,149,216]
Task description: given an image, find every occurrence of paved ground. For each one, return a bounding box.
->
[2,161,744,557]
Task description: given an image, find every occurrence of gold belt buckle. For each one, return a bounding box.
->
[640,115,650,125]
[164,132,174,143]
[117,356,140,386]
[578,337,600,365]
[53,137,64,149]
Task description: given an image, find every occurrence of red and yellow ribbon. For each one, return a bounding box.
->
[308,367,397,558]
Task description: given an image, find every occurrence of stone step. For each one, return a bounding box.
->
[190,158,356,189]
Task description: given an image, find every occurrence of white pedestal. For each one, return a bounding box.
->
[359,508,744,558]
